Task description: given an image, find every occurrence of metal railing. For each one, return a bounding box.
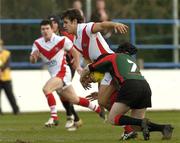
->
[0,18,180,69]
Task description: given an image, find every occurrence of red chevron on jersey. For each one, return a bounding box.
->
[34,38,65,60]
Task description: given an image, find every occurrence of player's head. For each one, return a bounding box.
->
[48,15,60,33]
[40,19,53,40]
[61,9,84,34]
[116,42,138,55]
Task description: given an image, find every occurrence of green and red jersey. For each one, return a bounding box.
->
[89,53,144,85]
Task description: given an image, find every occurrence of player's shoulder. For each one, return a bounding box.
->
[34,36,43,44]
[54,35,72,47]
[53,34,66,41]
[60,35,72,42]
[78,22,94,28]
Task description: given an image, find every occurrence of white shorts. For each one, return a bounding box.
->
[56,65,72,89]
[100,72,112,85]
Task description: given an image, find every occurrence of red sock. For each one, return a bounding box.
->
[95,106,101,113]
[46,93,58,120]
[114,114,122,125]
[78,97,90,107]
[46,93,56,106]
[124,125,133,133]
[78,97,101,113]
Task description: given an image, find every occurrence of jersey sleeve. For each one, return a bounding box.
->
[31,42,39,55]
[85,22,95,37]
[89,54,114,73]
[64,37,73,51]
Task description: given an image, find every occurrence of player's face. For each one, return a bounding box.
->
[63,18,76,34]
[41,24,53,40]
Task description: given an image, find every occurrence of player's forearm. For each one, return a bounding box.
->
[89,56,113,73]
[93,21,128,34]
[71,48,81,70]
[101,21,117,30]
[29,55,37,64]
[30,50,39,64]
[92,21,115,33]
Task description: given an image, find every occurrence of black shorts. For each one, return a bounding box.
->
[116,79,152,109]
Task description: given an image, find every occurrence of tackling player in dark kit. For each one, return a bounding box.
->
[81,43,174,140]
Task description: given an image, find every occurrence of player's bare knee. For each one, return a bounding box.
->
[43,86,51,95]
[70,96,79,104]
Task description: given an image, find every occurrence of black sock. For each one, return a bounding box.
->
[70,105,80,122]
[61,101,72,116]
[148,122,165,132]
[119,115,142,126]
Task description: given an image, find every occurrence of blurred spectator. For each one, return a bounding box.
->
[0,39,19,115]
[91,0,109,22]
[91,0,112,44]
[72,0,85,21]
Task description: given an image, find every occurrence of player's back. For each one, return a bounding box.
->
[116,53,144,81]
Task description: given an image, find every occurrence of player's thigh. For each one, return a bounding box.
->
[108,102,130,124]
[60,85,79,104]
[43,77,63,94]
[98,72,115,106]
[98,84,115,106]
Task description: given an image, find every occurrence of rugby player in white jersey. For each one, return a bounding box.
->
[61,8,128,113]
[30,19,103,127]
[48,15,82,131]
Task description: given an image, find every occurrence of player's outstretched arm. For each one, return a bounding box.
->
[92,21,128,34]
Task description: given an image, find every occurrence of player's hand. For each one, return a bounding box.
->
[80,65,92,90]
[114,23,128,34]
[80,74,92,90]
[86,92,98,101]
[30,50,39,63]
[80,66,90,80]
[81,80,92,90]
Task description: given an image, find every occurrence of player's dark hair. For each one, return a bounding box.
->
[61,9,84,23]
[48,15,60,26]
[40,19,53,27]
[116,42,138,55]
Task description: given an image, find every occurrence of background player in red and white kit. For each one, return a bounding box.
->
[61,9,128,113]
[48,15,82,130]
[30,19,103,127]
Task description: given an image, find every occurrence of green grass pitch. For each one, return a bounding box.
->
[0,111,179,143]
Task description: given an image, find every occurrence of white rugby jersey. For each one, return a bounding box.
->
[31,33,73,77]
[73,22,114,62]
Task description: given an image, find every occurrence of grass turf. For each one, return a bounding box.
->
[0,111,179,143]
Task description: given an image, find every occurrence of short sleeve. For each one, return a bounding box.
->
[31,42,39,55]
[77,22,95,37]
[85,22,95,36]
[64,37,73,51]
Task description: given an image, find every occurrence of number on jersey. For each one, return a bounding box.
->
[127,59,137,72]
